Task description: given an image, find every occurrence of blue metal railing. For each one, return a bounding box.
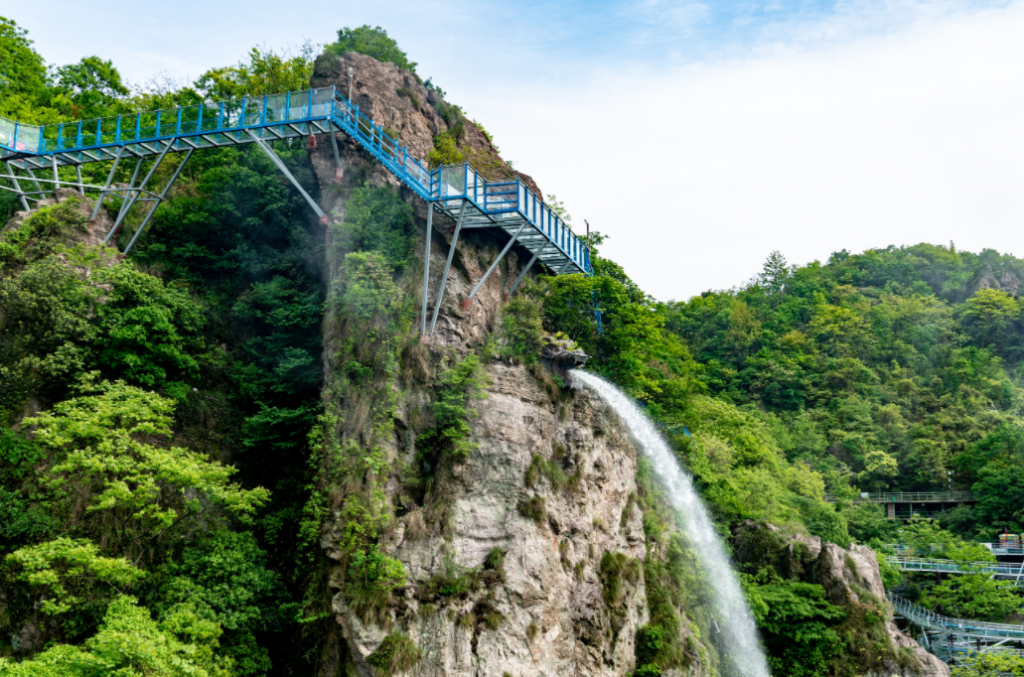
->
[887,555,1024,582]
[890,591,1024,640]
[0,86,591,276]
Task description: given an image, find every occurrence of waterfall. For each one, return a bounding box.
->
[571,370,770,677]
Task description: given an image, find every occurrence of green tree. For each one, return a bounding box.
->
[951,652,1024,676]
[961,288,1019,349]
[0,17,48,100]
[6,538,143,616]
[0,596,231,677]
[195,45,315,100]
[24,378,269,564]
[743,568,846,677]
[922,568,1020,621]
[760,250,790,296]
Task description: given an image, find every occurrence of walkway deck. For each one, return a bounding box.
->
[0,86,591,281]
[825,491,976,504]
[886,555,1024,583]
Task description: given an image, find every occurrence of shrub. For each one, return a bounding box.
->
[327,26,417,72]
[346,545,407,624]
[395,86,419,109]
[426,132,463,168]
[418,550,480,603]
[366,631,422,676]
[501,297,543,362]
[518,496,546,524]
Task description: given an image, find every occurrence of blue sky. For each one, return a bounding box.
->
[13,1,1024,300]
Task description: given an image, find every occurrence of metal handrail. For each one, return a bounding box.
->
[889,592,1024,639]
[825,491,977,503]
[887,556,1024,581]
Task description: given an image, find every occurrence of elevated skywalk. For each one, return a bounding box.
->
[1,86,591,333]
[886,555,1024,584]
[824,491,976,519]
[890,591,1024,641]
[890,591,1024,667]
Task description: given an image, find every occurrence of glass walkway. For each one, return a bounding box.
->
[1,86,591,333]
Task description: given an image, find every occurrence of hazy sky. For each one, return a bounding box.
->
[12,0,1024,301]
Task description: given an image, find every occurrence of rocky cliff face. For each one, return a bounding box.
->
[324,363,652,677]
[734,522,950,677]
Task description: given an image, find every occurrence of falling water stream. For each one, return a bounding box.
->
[571,370,770,677]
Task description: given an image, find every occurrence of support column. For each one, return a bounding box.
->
[508,245,547,295]
[92,146,125,219]
[328,122,343,183]
[75,164,84,196]
[123,149,193,254]
[106,142,171,244]
[420,205,434,334]
[886,503,896,519]
[429,201,467,335]
[51,156,60,197]
[247,130,328,223]
[4,162,30,211]
[113,156,145,226]
[467,221,529,301]
[25,168,42,196]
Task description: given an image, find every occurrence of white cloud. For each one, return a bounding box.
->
[461,1,1024,300]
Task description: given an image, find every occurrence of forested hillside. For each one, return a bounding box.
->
[1,14,1022,677]
[664,246,1024,542]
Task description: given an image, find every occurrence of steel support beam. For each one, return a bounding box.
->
[26,168,42,196]
[420,205,434,335]
[246,131,327,223]
[429,201,467,335]
[468,221,528,300]
[92,146,125,219]
[75,164,84,196]
[329,127,343,182]
[106,142,171,244]
[52,156,59,196]
[4,162,30,211]
[123,148,193,255]
[509,245,548,295]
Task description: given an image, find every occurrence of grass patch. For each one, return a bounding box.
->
[366,631,422,676]
[395,86,420,108]
[418,550,481,604]
[518,495,546,524]
[525,453,567,490]
[600,551,641,640]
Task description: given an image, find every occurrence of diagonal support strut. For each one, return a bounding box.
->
[467,221,529,300]
[246,130,328,223]
[509,244,549,295]
[123,148,194,255]
[3,162,31,211]
[92,146,125,219]
[429,201,467,336]
[106,143,171,243]
[420,205,434,335]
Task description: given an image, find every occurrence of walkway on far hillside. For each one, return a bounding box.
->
[824,491,977,519]
[890,592,1024,665]
[886,556,1024,583]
